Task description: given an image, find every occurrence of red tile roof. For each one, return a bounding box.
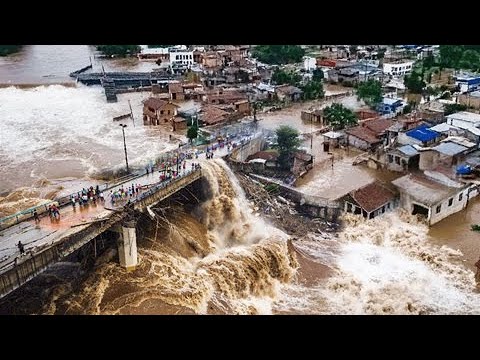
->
[168,82,184,94]
[144,97,167,110]
[143,97,180,110]
[345,126,380,144]
[350,182,396,213]
[361,117,394,134]
[346,118,393,144]
[200,105,229,125]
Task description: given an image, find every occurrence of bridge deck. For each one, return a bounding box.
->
[0,169,200,275]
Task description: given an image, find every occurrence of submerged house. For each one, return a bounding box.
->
[392,173,471,226]
[386,144,420,172]
[342,181,397,219]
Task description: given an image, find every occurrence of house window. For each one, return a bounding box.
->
[395,156,400,165]
[168,110,171,115]
[160,110,164,115]
[176,55,180,60]
[448,198,453,206]
[436,205,441,214]
[388,154,393,163]
[459,193,463,201]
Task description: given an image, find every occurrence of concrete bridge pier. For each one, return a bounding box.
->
[114,221,138,272]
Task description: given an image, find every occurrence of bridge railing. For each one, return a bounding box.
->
[0,171,144,230]
[135,169,201,203]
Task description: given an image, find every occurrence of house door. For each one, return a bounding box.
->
[172,93,177,100]
[412,203,429,218]
[323,142,330,152]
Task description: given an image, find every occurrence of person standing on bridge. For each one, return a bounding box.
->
[17,241,25,255]
[33,209,40,223]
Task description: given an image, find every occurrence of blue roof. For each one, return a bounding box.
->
[456,164,472,175]
[405,124,440,143]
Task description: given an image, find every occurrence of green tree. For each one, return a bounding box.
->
[301,80,324,100]
[275,125,301,170]
[444,103,468,115]
[271,68,301,86]
[312,68,324,82]
[459,49,480,70]
[423,53,436,69]
[0,45,22,56]
[187,124,198,143]
[323,103,357,130]
[439,45,464,69]
[252,45,305,65]
[356,79,383,107]
[404,72,426,94]
[403,103,412,114]
[96,45,141,57]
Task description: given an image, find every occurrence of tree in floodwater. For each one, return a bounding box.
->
[323,103,358,130]
[356,79,383,108]
[96,45,141,57]
[275,125,301,170]
[187,124,198,143]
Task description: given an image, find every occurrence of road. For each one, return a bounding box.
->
[0,131,251,272]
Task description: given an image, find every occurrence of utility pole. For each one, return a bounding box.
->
[119,124,129,173]
[128,100,135,127]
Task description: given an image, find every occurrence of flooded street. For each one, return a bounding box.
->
[0,46,479,315]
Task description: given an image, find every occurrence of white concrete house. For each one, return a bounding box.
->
[392,172,475,226]
[383,60,414,76]
[304,56,317,72]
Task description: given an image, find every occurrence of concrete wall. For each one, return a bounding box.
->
[458,94,480,110]
[429,188,468,225]
[399,187,469,226]
[347,134,370,150]
[229,137,266,162]
[419,150,439,171]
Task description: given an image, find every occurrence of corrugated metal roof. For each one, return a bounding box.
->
[398,144,419,156]
[323,131,344,139]
[383,97,403,106]
[432,142,468,156]
[429,123,457,133]
[406,124,440,142]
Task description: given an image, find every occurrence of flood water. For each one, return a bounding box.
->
[0,46,479,315]
[0,45,158,85]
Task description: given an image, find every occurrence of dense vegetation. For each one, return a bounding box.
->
[271,68,301,86]
[404,72,426,94]
[438,45,480,71]
[323,103,357,130]
[0,45,22,56]
[187,124,199,142]
[275,125,301,170]
[444,103,468,116]
[96,45,141,57]
[301,79,324,100]
[252,45,305,65]
[356,79,383,107]
[147,45,172,48]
